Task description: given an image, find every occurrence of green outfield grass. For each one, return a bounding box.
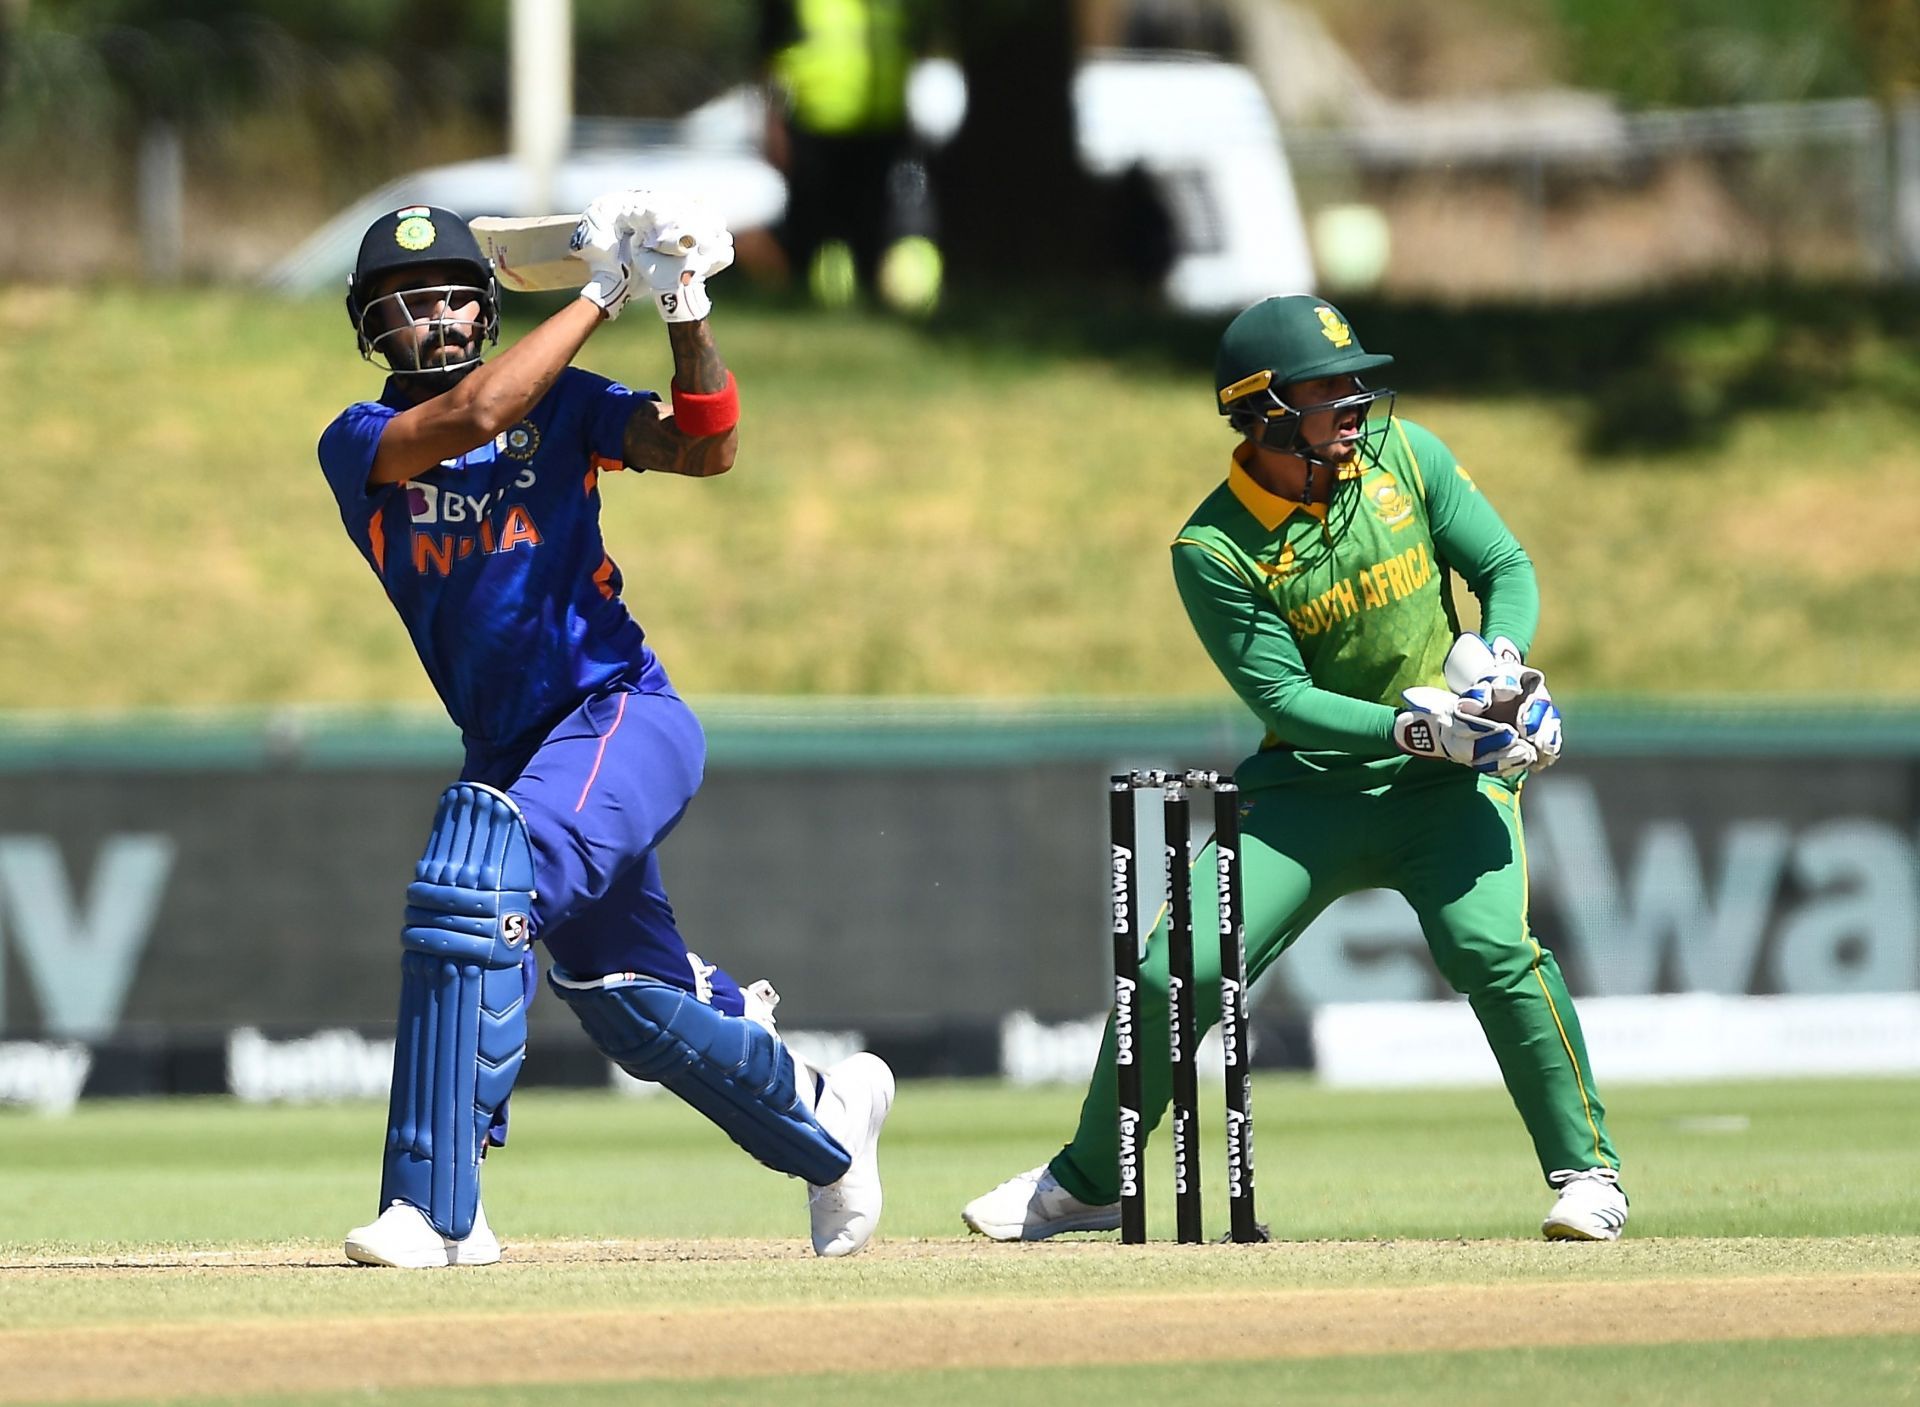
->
[149,1343,1920,1407]
[5,286,1919,711]
[8,1075,1919,1266]
[2,1077,1917,1406]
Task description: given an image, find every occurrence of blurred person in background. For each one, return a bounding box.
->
[962,295,1628,1244]
[319,195,894,1267]
[758,0,940,311]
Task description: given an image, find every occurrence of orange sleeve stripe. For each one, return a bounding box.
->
[367,509,386,574]
[592,554,617,601]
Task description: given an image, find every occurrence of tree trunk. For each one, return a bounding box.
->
[931,0,1175,295]
[931,0,1087,287]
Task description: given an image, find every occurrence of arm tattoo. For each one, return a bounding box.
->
[622,401,737,476]
[667,320,728,393]
[618,319,737,476]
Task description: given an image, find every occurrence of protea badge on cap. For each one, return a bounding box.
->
[1215,295,1395,418]
[1214,295,1398,474]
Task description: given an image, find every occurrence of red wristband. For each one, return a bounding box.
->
[670,372,739,438]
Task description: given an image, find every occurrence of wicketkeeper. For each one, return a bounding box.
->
[319,191,894,1267]
[963,295,1627,1242]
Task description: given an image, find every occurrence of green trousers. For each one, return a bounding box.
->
[1050,765,1619,1206]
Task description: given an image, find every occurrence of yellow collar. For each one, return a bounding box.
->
[1228,446,1326,531]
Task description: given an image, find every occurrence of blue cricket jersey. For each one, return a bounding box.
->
[318,367,670,749]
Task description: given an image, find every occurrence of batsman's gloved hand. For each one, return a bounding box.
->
[576,188,664,246]
[571,196,639,320]
[636,229,735,324]
[1443,633,1564,770]
[637,201,734,324]
[1392,686,1538,778]
[575,188,732,324]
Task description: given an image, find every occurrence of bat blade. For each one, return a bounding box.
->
[470,214,586,293]
[470,214,701,294]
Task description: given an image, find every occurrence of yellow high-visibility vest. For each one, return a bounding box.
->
[773,0,911,135]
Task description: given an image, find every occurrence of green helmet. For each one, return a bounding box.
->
[1215,296,1395,460]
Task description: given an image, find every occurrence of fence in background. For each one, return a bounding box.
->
[1284,96,1920,296]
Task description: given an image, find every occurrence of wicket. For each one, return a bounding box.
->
[1109,769,1266,1244]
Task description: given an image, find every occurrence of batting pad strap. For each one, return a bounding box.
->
[669,372,739,438]
[381,783,538,1240]
[549,968,851,1187]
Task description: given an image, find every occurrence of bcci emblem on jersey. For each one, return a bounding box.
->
[500,421,541,460]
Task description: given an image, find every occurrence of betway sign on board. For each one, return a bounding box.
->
[0,707,1914,1102]
[1266,763,1919,1008]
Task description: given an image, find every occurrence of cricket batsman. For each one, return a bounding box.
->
[319,193,893,1267]
[962,295,1627,1242]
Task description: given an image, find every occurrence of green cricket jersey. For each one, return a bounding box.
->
[1171,417,1537,790]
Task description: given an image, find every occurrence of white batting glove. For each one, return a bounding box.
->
[1393,686,1538,778]
[635,191,728,254]
[636,230,735,324]
[1444,633,1563,769]
[570,199,639,320]
[576,189,664,246]
[575,239,634,319]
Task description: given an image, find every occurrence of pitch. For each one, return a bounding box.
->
[3,1076,1917,1405]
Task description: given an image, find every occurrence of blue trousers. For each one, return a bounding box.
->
[463,682,745,1017]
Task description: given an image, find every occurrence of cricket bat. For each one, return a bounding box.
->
[470,214,700,293]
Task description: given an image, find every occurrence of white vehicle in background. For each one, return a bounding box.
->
[265,51,1313,314]
[1070,53,1314,310]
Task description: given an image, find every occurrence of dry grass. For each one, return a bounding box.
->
[1,287,1915,710]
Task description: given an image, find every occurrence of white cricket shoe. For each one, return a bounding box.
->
[961,1164,1120,1241]
[807,1052,896,1257]
[344,1199,502,1268]
[1542,1168,1629,1241]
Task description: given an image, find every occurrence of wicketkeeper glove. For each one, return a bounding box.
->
[1392,686,1539,778]
[1443,632,1564,770]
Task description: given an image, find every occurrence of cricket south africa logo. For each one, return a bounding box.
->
[1316,306,1353,347]
[1369,475,1414,528]
[1256,543,1297,588]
